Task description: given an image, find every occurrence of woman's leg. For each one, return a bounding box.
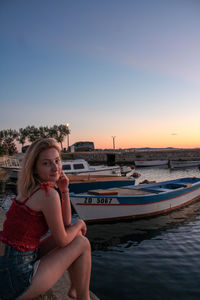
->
[19,235,91,300]
[38,233,58,258]
[68,239,91,300]
[38,230,85,298]
[67,239,91,299]
[38,232,87,298]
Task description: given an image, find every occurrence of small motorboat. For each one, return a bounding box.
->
[169,160,200,169]
[62,159,121,176]
[134,160,168,167]
[70,177,200,223]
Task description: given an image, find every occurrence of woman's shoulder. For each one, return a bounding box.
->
[37,184,59,199]
[26,183,58,202]
[26,185,60,211]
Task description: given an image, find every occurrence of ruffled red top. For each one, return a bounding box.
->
[0,183,53,252]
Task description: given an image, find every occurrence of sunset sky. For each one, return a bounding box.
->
[1,0,200,149]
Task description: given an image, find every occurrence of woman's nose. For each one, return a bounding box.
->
[51,162,58,171]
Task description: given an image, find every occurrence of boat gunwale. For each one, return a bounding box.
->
[75,187,200,206]
[70,178,200,201]
[83,194,200,224]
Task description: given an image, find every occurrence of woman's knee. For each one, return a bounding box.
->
[75,235,91,252]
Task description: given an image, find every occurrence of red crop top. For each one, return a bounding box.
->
[0,183,53,252]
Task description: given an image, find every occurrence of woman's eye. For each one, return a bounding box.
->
[43,161,50,166]
[55,159,60,164]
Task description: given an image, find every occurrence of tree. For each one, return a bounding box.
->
[0,130,5,144]
[0,129,18,156]
[39,126,50,138]
[16,128,29,149]
[26,126,41,142]
[0,142,7,156]
[0,124,70,155]
[48,124,70,149]
[3,137,17,155]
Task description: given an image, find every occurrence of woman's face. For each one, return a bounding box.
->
[35,147,62,183]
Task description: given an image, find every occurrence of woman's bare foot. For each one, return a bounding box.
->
[68,286,77,299]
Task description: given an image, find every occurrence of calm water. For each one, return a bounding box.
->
[86,167,200,300]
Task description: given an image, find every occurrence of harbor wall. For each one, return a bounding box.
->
[62,149,200,164]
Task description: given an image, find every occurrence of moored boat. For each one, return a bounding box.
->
[68,175,135,194]
[70,177,200,223]
[62,159,122,176]
[2,158,123,180]
[170,160,200,169]
[134,160,168,167]
[120,165,135,177]
[1,158,21,180]
[4,174,135,195]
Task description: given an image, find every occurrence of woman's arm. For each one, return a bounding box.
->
[56,171,71,226]
[40,188,86,247]
[60,189,71,226]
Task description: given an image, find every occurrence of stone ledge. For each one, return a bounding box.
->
[34,271,99,300]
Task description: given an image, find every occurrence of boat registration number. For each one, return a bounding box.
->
[84,197,118,204]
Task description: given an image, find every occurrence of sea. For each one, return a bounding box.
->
[83,166,200,300]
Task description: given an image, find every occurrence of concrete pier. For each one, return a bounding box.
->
[62,148,200,164]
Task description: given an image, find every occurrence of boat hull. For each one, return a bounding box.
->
[69,177,135,194]
[1,167,20,179]
[65,167,121,176]
[170,160,200,169]
[70,178,200,223]
[62,159,121,176]
[134,160,168,167]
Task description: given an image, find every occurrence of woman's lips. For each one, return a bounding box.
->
[50,173,59,177]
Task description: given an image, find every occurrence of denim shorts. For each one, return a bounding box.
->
[0,243,38,300]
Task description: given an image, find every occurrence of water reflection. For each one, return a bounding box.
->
[89,167,200,300]
[134,166,200,185]
[86,199,200,251]
[85,167,200,250]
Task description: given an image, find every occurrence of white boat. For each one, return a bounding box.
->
[62,159,121,176]
[120,165,135,177]
[170,160,200,169]
[1,158,21,179]
[134,160,168,167]
[2,158,123,180]
[70,177,200,223]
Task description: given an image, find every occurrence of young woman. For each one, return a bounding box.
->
[0,138,91,300]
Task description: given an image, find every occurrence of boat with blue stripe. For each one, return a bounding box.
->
[70,177,200,223]
[68,175,135,194]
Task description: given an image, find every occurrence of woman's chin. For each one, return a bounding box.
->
[49,175,59,182]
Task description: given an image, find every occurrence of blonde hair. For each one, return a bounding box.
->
[17,138,61,198]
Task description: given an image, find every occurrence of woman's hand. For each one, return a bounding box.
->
[65,219,87,238]
[56,171,69,193]
[77,219,87,236]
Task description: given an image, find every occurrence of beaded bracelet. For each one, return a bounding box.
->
[61,190,69,195]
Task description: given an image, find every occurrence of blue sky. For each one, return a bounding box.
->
[0,0,200,148]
